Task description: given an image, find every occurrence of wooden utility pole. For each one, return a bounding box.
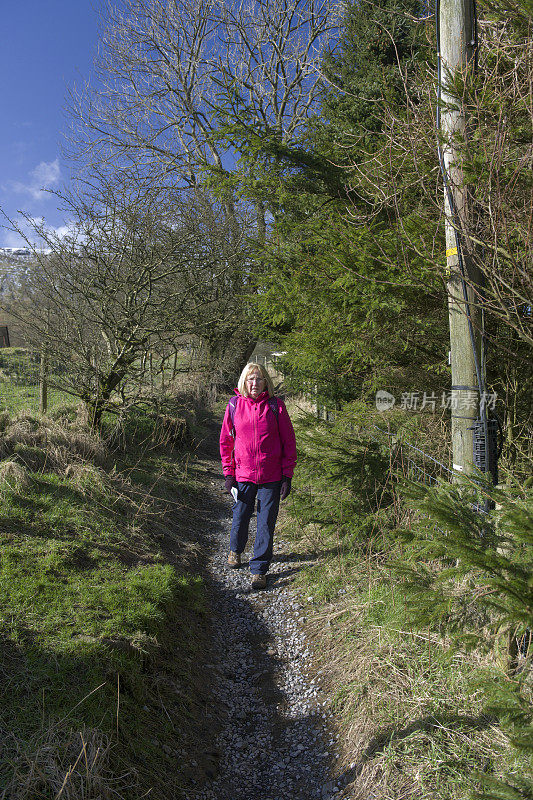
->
[440,0,482,477]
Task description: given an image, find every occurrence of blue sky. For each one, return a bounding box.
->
[0,1,102,247]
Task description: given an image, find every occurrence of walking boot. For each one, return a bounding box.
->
[251,574,267,590]
[227,551,241,568]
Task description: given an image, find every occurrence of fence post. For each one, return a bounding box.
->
[172,348,179,380]
[160,353,167,392]
[39,347,48,414]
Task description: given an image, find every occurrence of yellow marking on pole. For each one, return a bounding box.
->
[445,246,458,276]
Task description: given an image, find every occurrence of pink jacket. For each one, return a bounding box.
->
[220,390,297,484]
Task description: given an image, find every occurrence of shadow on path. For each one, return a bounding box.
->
[183,416,338,800]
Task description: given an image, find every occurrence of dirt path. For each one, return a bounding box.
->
[180,419,343,800]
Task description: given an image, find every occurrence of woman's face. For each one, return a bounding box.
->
[246,370,266,399]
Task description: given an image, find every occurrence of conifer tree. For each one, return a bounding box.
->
[396,478,533,798]
[260,1,443,407]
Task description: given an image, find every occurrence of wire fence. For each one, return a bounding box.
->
[0,349,73,414]
[311,404,454,488]
[0,346,197,417]
[313,408,503,521]
[2,345,455,487]
[370,424,454,486]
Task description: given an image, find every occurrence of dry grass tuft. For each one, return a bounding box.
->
[50,402,90,427]
[0,412,108,476]
[0,460,31,493]
[1,726,138,800]
[64,463,107,494]
[68,432,107,465]
[304,598,494,800]
[0,410,11,432]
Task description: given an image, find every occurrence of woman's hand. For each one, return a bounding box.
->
[225,476,237,493]
[280,476,292,500]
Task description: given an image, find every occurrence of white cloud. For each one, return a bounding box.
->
[51,222,75,240]
[0,216,44,249]
[0,215,74,250]
[31,160,61,186]
[11,158,61,201]
[1,229,27,248]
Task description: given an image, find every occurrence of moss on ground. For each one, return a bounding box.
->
[0,402,213,799]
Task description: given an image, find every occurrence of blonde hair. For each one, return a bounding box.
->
[237,362,275,398]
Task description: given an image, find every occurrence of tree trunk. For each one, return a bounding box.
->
[202,327,257,395]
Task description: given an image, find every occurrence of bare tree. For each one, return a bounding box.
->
[61,0,339,393]
[68,0,338,179]
[1,176,230,425]
[215,0,338,141]
[69,0,222,186]
[173,187,259,385]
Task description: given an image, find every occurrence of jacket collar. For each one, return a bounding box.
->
[234,388,269,403]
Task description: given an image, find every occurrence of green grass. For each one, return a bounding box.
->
[281,519,504,797]
[0,401,211,799]
[0,347,74,413]
[277,401,521,799]
[0,382,73,412]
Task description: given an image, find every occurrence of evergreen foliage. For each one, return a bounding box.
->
[242,0,448,409]
[395,479,533,797]
[288,401,448,563]
[291,408,392,542]
[253,205,448,408]
[287,399,532,795]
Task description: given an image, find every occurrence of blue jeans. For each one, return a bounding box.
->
[230,481,281,575]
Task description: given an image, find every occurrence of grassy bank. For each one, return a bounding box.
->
[278,401,531,799]
[0,400,213,799]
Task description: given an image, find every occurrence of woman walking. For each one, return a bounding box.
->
[219,362,297,590]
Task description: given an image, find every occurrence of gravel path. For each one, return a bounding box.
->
[189,437,343,800]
